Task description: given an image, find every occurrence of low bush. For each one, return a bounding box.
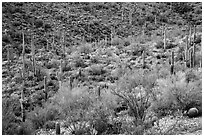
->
[151,71,202,117]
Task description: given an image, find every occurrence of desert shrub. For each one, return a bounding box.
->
[43,121,56,129]
[34,19,44,28]
[16,120,35,135]
[2,98,21,135]
[27,102,61,130]
[151,71,202,117]
[129,43,145,56]
[88,64,106,75]
[72,53,87,68]
[78,43,93,55]
[154,41,164,49]
[111,69,157,134]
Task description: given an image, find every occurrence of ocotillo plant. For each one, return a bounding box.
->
[31,34,36,76]
[56,122,60,135]
[21,32,26,122]
[44,76,47,101]
[170,51,174,75]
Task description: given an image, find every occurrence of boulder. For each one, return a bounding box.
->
[187,107,199,118]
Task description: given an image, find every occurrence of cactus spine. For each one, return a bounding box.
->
[21,32,26,122]
[56,122,60,135]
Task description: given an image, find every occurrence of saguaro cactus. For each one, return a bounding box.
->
[7,44,14,64]
[142,50,145,69]
[44,76,47,101]
[62,32,65,58]
[192,43,196,67]
[185,35,189,62]
[56,122,60,135]
[97,86,101,100]
[21,32,26,122]
[31,34,36,76]
[52,35,55,51]
[59,59,63,90]
[189,47,193,68]
[69,76,74,91]
[129,9,133,25]
[163,24,166,50]
[170,51,174,75]
[189,25,192,46]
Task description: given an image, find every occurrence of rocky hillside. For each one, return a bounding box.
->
[2,2,202,135]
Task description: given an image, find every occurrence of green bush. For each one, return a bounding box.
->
[27,102,61,130]
[151,71,202,117]
[78,43,93,55]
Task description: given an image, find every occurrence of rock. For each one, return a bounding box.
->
[187,107,199,118]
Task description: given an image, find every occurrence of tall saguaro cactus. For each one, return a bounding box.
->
[44,76,47,101]
[62,32,65,58]
[170,51,174,75]
[142,50,145,69]
[21,32,26,122]
[163,24,166,50]
[59,59,63,91]
[185,35,189,62]
[31,34,36,76]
